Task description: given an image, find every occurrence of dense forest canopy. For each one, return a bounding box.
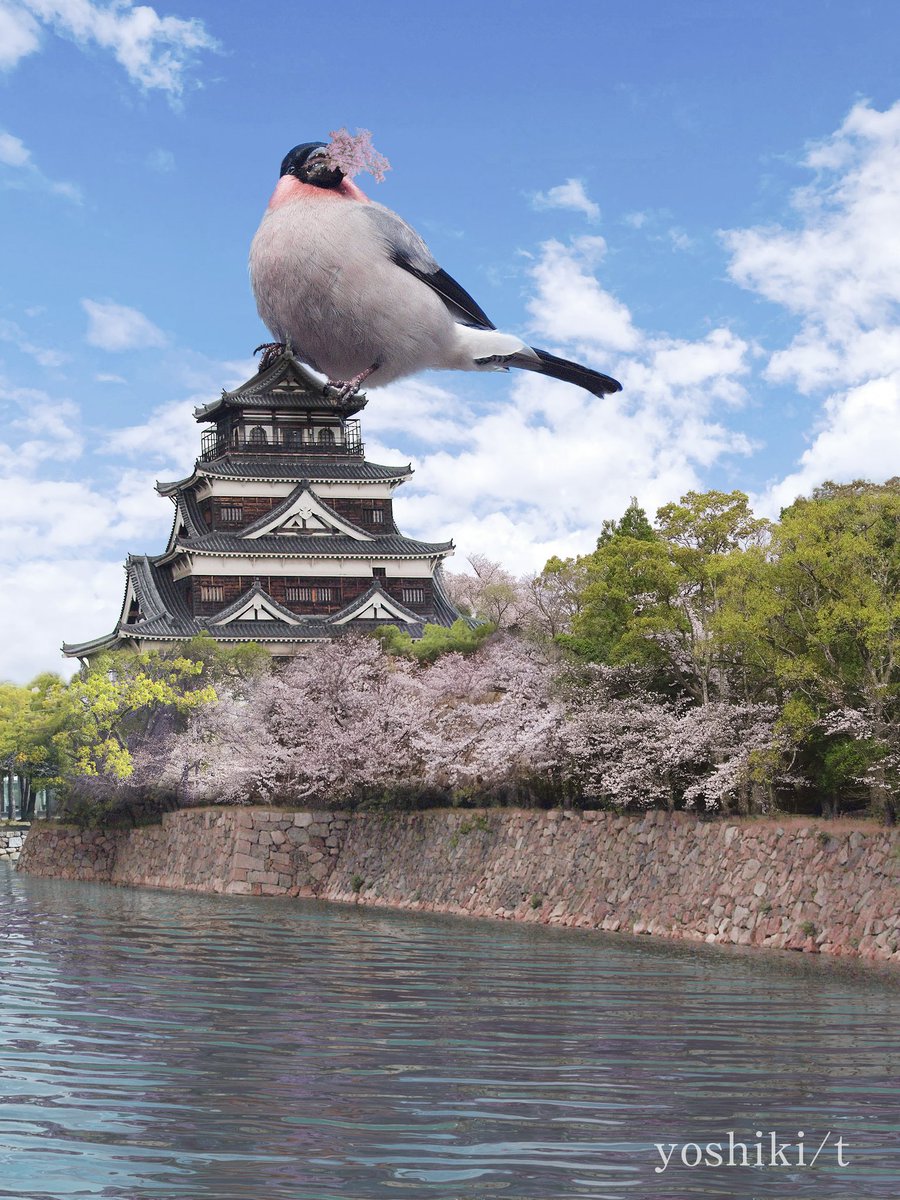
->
[3,480,899,826]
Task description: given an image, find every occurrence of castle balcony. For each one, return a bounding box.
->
[200,419,364,463]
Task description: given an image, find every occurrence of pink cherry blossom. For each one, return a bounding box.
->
[324,128,391,183]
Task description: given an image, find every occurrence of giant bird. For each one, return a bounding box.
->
[249,141,622,399]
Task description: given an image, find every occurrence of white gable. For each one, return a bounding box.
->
[332,591,417,625]
[213,593,300,625]
[244,488,371,541]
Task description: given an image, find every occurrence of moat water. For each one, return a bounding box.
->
[1,862,898,1200]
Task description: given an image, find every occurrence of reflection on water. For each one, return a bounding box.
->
[0,861,898,1199]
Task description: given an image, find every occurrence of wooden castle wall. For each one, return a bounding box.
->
[184,574,434,618]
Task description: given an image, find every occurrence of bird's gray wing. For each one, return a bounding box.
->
[362,203,496,330]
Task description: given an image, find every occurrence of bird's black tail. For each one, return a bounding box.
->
[514,347,622,397]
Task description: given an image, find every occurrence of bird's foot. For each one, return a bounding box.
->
[324,363,378,401]
[254,342,287,372]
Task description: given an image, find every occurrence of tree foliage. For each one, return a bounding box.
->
[717,480,900,820]
[62,649,217,781]
[375,618,495,662]
[7,484,898,824]
[546,482,900,820]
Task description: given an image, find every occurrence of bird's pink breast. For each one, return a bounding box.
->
[266,176,370,211]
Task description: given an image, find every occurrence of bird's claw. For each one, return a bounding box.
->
[324,364,379,402]
[325,379,362,402]
[254,342,287,372]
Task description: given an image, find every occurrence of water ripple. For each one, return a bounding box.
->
[1,863,898,1198]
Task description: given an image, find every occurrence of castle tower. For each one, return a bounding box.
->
[64,354,462,662]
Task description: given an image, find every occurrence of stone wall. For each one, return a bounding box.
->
[18,808,900,963]
[0,827,28,861]
[20,808,348,895]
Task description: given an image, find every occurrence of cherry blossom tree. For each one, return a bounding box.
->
[562,665,779,813]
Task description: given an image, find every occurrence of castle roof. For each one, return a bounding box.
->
[160,531,453,561]
[64,351,464,660]
[61,557,441,657]
[156,456,413,496]
[194,353,367,421]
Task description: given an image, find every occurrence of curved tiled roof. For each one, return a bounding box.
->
[63,553,463,657]
[156,456,413,495]
[162,532,453,559]
[193,354,368,421]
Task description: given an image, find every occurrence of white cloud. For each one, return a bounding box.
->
[724,99,900,393]
[82,298,167,351]
[103,395,199,465]
[367,235,752,574]
[0,399,84,470]
[0,354,260,680]
[360,377,475,448]
[49,178,82,202]
[0,557,125,681]
[0,317,67,367]
[389,364,750,576]
[18,0,217,95]
[0,377,82,445]
[0,129,30,166]
[0,474,112,555]
[0,391,174,680]
[0,3,41,70]
[756,375,900,516]
[668,227,693,252]
[527,236,640,353]
[532,178,600,222]
[0,125,81,201]
[724,99,900,511]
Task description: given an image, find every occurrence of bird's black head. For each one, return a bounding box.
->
[279,142,344,189]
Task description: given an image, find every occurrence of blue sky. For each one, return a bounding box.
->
[3,0,900,679]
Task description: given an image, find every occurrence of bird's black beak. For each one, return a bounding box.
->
[302,148,344,189]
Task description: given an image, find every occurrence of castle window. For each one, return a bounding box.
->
[372,567,386,579]
[317,427,335,445]
[219,505,243,524]
[200,584,224,603]
[402,587,425,605]
[284,428,304,449]
[364,507,385,524]
[249,426,268,445]
[286,585,333,604]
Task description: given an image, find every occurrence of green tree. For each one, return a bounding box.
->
[597,496,655,546]
[61,648,218,781]
[375,619,494,663]
[178,634,271,695]
[561,535,685,681]
[0,673,70,816]
[720,480,900,821]
[559,491,770,704]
